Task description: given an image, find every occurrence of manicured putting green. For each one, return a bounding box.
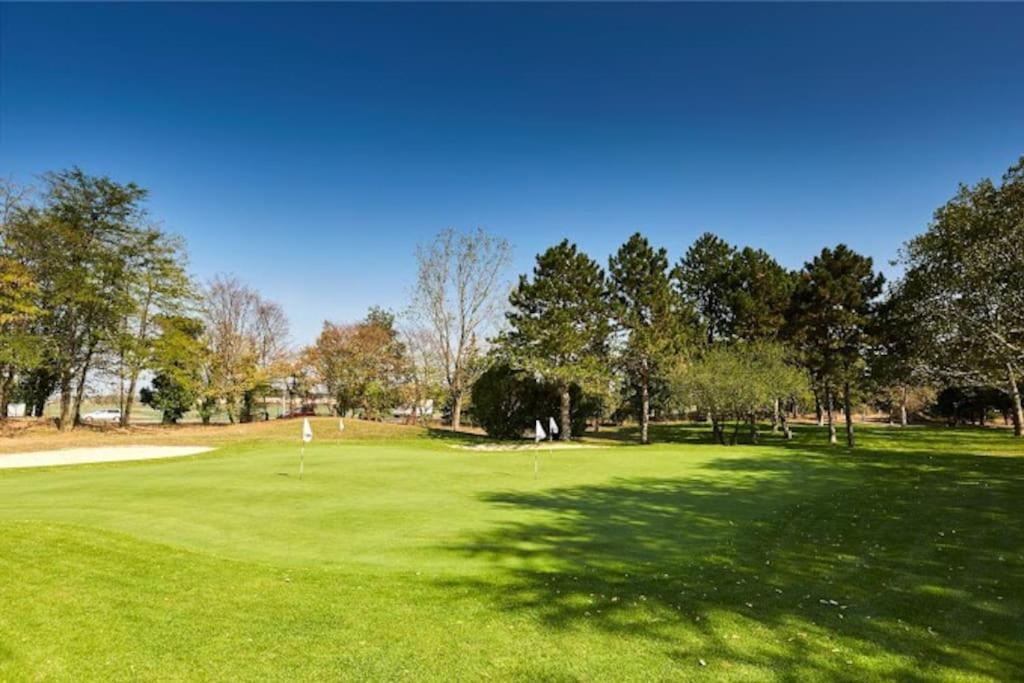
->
[1,424,1021,680]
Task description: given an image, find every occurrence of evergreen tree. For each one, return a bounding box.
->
[674,233,736,345]
[503,240,611,440]
[789,245,884,447]
[608,233,689,444]
[727,247,794,341]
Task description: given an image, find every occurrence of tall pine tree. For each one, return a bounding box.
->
[789,245,884,447]
[608,233,689,444]
[674,233,736,345]
[503,240,610,440]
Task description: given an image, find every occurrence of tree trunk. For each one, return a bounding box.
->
[815,394,824,427]
[71,350,95,427]
[121,369,140,428]
[780,405,792,440]
[31,379,48,419]
[559,385,572,441]
[1008,364,1023,438]
[58,371,74,431]
[826,388,837,445]
[451,390,463,432]
[639,370,650,445]
[749,414,758,443]
[843,381,855,448]
[0,367,10,421]
[899,386,908,427]
[771,398,780,433]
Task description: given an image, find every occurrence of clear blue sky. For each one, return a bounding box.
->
[2,3,1023,344]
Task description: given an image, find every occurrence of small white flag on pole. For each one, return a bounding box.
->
[338,417,345,432]
[300,418,312,479]
[535,419,546,443]
[548,416,559,439]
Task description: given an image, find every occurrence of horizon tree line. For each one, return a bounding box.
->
[2,157,1022,443]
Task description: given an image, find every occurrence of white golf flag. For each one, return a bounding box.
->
[535,419,546,442]
[548,416,559,436]
[302,418,313,443]
[338,417,345,432]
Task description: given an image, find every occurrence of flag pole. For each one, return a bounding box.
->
[534,419,545,479]
[300,417,313,480]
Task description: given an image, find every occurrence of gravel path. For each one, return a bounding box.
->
[0,446,214,469]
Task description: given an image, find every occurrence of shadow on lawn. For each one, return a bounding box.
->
[444,438,1024,679]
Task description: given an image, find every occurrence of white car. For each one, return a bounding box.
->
[81,409,122,423]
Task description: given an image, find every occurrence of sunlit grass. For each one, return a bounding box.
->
[1,423,1021,680]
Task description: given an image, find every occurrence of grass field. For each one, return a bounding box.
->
[1,420,1022,680]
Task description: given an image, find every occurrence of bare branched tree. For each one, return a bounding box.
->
[410,227,511,431]
[203,275,289,422]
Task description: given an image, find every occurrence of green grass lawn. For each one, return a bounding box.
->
[1,422,1022,680]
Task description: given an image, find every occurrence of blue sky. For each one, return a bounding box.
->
[2,3,1023,344]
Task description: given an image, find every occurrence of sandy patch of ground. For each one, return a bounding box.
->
[451,442,597,452]
[0,445,215,469]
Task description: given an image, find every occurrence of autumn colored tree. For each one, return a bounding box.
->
[307,308,408,419]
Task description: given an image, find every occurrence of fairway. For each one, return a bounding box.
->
[1,421,1022,681]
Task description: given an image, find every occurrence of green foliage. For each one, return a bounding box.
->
[505,240,611,388]
[933,386,1011,426]
[673,235,792,345]
[671,341,810,444]
[503,240,611,438]
[897,157,1024,435]
[141,316,207,424]
[3,168,175,428]
[787,245,882,445]
[114,230,195,425]
[728,247,794,341]
[608,233,692,443]
[469,363,540,439]
[673,232,736,344]
[469,362,598,439]
[788,245,884,388]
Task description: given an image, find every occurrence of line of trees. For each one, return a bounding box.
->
[0,169,293,428]
[3,157,1021,442]
[476,157,1024,444]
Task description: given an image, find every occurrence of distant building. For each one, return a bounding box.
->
[392,399,434,418]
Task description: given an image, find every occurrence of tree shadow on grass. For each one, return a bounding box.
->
[442,444,1024,679]
[424,427,492,445]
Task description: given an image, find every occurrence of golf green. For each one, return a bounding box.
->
[1,424,1022,680]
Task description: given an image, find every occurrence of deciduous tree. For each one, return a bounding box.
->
[6,169,152,429]
[411,227,511,431]
[898,158,1024,436]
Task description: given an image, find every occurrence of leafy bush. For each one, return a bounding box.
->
[470,363,597,439]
